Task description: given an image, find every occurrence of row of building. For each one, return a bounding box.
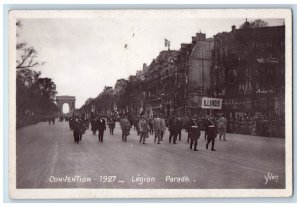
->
[84,20,285,120]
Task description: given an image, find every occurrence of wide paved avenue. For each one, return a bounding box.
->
[16,120,285,189]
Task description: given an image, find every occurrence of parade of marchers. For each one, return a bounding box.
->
[56,112,227,152]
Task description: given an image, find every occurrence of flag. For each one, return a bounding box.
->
[164,39,170,48]
[113,103,118,112]
[149,109,153,118]
[139,107,144,116]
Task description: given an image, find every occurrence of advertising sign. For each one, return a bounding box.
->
[201,97,223,109]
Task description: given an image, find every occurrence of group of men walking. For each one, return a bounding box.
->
[118,113,224,152]
[90,116,115,142]
[167,114,219,151]
[66,112,226,152]
[69,115,86,143]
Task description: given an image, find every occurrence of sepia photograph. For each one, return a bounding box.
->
[8,9,292,199]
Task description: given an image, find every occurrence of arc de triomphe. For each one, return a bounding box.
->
[56,96,76,114]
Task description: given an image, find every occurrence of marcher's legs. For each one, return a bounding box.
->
[206,138,211,149]
[194,139,198,151]
[73,131,77,142]
[122,130,124,141]
[211,138,216,151]
[98,130,104,142]
[100,130,104,142]
[169,131,174,143]
[190,139,194,150]
[178,130,182,141]
[173,133,177,144]
[169,133,172,143]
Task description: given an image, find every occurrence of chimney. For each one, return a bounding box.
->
[244,18,250,28]
[181,43,188,48]
[196,33,206,41]
[192,36,196,43]
[232,25,236,31]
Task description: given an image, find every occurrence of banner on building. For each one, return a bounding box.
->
[201,97,223,110]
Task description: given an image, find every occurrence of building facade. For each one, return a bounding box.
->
[188,33,214,109]
[211,23,285,117]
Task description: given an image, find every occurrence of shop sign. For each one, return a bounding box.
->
[257,57,279,64]
[201,97,223,109]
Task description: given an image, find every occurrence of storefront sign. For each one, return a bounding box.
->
[201,97,223,109]
[256,89,274,94]
[257,57,279,64]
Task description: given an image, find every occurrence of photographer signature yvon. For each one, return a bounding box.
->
[264,171,279,185]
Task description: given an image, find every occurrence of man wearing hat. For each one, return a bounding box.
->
[168,114,178,144]
[187,114,201,151]
[206,117,218,151]
[120,115,131,142]
[97,115,106,142]
[153,114,163,144]
[139,114,149,144]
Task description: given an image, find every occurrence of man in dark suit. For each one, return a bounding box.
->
[187,114,201,151]
[91,117,98,135]
[206,118,218,151]
[176,117,183,141]
[168,115,176,144]
[73,116,83,144]
[108,117,116,135]
[97,116,106,142]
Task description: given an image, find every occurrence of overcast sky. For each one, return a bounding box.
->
[18,16,284,108]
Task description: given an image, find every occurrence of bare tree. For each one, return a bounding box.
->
[16,47,40,69]
[16,20,45,70]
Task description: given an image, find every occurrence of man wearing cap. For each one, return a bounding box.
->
[168,114,178,144]
[139,115,149,144]
[153,114,163,144]
[206,118,218,151]
[120,116,131,142]
[187,114,201,151]
[97,115,106,142]
[218,114,227,141]
[73,116,84,144]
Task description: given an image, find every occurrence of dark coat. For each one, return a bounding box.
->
[187,118,201,140]
[91,118,97,131]
[108,119,115,128]
[205,119,218,139]
[168,117,177,132]
[175,118,183,132]
[97,118,106,132]
[73,118,85,134]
